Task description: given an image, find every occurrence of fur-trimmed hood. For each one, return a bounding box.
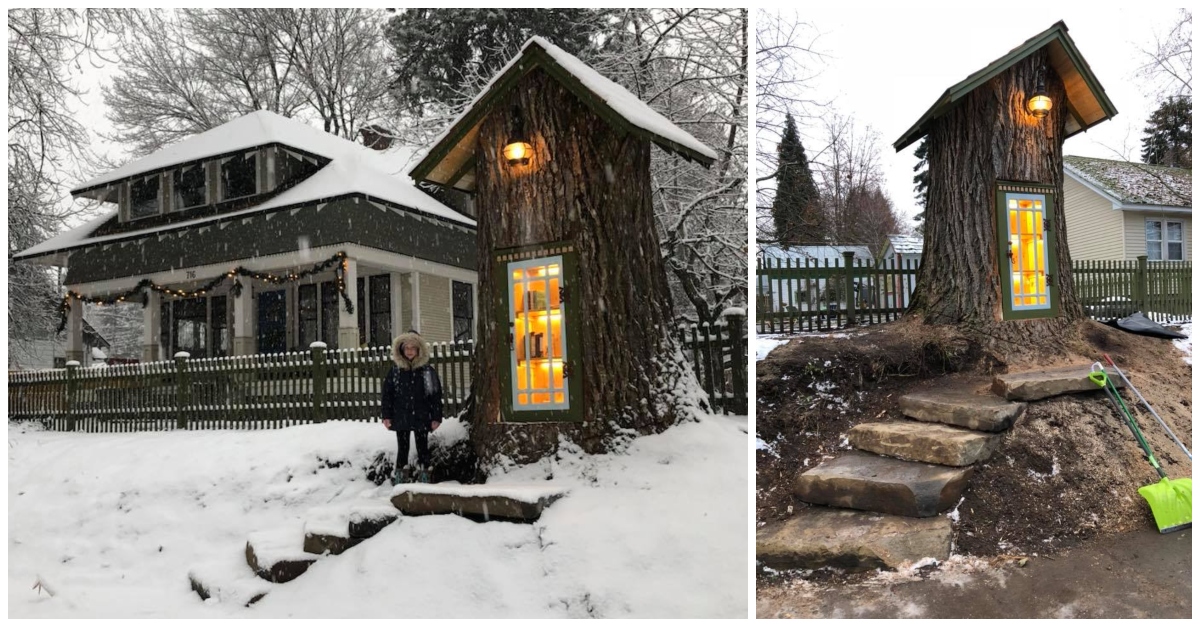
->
[391,331,430,369]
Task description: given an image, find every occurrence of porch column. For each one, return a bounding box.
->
[409,271,422,334]
[338,256,360,349]
[233,282,255,355]
[143,290,161,362]
[65,294,85,364]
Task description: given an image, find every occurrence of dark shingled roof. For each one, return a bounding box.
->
[1064,156,1190,208]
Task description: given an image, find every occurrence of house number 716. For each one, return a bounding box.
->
[186,271,196,279]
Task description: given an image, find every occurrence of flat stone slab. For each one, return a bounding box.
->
[302,498,399,555]
[757,507,953,572]
[188,559,272,606]
[848,421,1001,467]
[794,452,972,517]
[900,386,1026,432]
[390,484,568,523]
[992,365,1123,401]
[246,526,318,583]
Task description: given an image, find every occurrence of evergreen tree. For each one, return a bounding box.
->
[912,138,929,231]
[1141,96,1192,168]
[384,9,611,117]
[771,112,821,245]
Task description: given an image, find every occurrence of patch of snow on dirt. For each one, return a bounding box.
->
[756,337,790,361]
[1172,322,1191,364]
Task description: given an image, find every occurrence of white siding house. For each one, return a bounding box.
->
[1062,156,1191,261]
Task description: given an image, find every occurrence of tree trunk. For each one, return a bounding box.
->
[468,69,704,465]
[909,51,1083,352]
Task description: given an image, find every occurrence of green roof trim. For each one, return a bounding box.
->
[893,20,1118,153]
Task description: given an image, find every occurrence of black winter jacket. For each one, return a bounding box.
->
[381,364,443,431]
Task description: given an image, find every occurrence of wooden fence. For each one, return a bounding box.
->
[8,314,749,432]
[677,312,749,415]
[757,252,919,333]
[757,253,1190,332]
[1074,257,1190,322]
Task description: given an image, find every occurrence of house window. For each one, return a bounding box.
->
[211,296,228,357]
[320,281,340,349]
[452,281,473,342]
[173,297,208,357]
[53,357,67,369]
[220,151,258,201]
[160,302,172,356]
[298,284,319,348]
[370,274,392,347]
[1146,219,1184,261]
[173,164,207,210]
[129,175,161,219]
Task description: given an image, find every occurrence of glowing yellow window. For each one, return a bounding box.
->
[507,255,570,412]
[1001,190,1053,314]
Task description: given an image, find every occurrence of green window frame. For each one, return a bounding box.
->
[995,181,1060,320]
[494,242,583,423]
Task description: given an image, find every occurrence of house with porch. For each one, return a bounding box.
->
[13,111,478,364]
[1063,156,1191,261]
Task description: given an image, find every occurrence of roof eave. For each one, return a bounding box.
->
[893,22,1117,153]
[410,41,716,188]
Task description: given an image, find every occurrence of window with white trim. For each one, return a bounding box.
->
[220,151,258,201]
[173,164,207,210]
[129,175,161,220]
[1146,219,1184,261]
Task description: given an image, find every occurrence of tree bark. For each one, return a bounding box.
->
[468,69,704,465]
[909,51,1083,352]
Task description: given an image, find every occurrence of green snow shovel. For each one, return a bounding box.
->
[1089,368,1192,534]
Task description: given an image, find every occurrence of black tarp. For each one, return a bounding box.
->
[1103,312,1188,340]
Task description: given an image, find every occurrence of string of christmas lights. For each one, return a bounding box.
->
[57,251,355,333]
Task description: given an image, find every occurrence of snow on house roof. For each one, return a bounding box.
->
[410,36,717,191]
[1064,156,1191,208]
[758,244,873,262]
[885,234,924,255]
[16,112,473,263]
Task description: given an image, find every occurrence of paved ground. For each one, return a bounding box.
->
[758,528,1191,619]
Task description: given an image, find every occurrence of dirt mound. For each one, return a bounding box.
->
[757,318,1192,559]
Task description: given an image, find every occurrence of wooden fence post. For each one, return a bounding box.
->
[311,342,327,423]
[1135,255,1148,313]
[174,352,190,430]
[724,312,748,415]
[842,251,856,326]
[65,361,79,432]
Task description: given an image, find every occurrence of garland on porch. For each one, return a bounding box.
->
[56,251,354,333]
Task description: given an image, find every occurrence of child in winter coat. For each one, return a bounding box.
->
[381,331,443,484]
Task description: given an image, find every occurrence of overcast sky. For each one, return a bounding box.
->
[767,5,1186,230]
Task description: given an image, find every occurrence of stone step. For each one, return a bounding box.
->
[390,484,569,523]
[245,525,319,584]
[188,559,272,606]
[757,507,953,572]
[992,365,1123,401]
[848,421,1001,467]
[302,498,400,556]
[794,452,972,517]
[900,385,1026,432]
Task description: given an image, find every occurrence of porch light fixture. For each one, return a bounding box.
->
[1027,78,1052,119]
[503,105,533,166]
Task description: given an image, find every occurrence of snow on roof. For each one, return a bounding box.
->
[525,37,717,161]
[1064,156,1191,208]
[885,234,924,255]
[412,36,717,190]
[16,112,472,262]
[758,244,873,262]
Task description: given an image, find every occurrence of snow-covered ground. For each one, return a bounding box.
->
[8,415,747,618]
[1171,322,1191,364]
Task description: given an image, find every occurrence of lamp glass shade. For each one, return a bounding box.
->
[1027,93,1052,118]
[504,141,533,165]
